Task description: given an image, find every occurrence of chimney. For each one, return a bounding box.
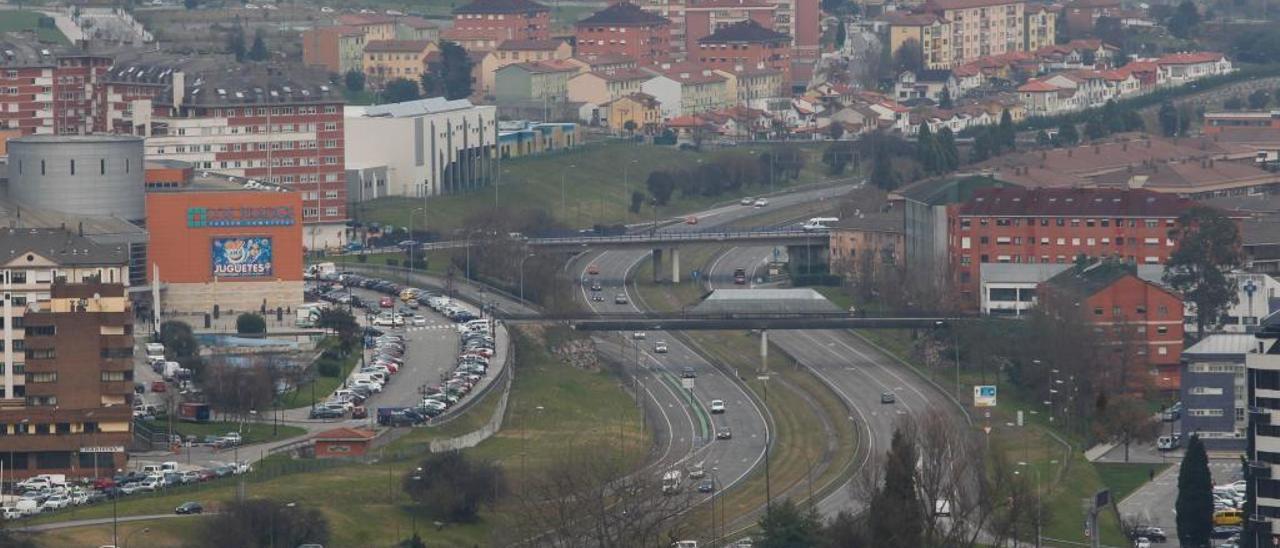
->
[78,222,83,237]
[171,70,186,108]
[1068,149,1073,157]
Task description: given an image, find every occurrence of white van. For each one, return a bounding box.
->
[145,343,165,357]
[801,217,839,231]
[13,500,40,517]
[662,470,682,494]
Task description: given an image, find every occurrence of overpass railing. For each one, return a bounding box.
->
[525,228,826,247]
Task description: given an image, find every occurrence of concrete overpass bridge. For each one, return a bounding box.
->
[497,310,965,331]
[527,229,831,283]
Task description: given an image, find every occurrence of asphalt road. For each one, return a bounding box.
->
[1119,459,1241,547]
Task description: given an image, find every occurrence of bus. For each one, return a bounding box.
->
[801,217,839,231]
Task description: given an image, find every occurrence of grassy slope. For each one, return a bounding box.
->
[278,338,359,409]
[354,141,831,236]
[29,326,646,548]
[0,12,69,44]
[1095,462,1170,503]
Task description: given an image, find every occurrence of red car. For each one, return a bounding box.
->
[151,380,167,393]
[379,297,394,308]
[93,477,116,490]
[587,264,600,275]
[352,406,368,419]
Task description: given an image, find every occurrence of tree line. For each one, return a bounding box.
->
[641,147,805,209]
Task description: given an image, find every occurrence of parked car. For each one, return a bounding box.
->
[1130,526,1167,542]
[175,501,204,515]
[697,479,715,493]
[309,406,343,419]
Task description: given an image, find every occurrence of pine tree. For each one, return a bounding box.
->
[870,149,898,190]
[869,428,924,546]
[938,86,953,109]
[997,109,1015,153]
[937,126,959,171]
[227,26,246,62]
[1159,102,1180,137]
[834,22,847,50]
[757,499,822,548]
[916,123,939,174]
[1176,435,1214,546]
[248,31,268,61]
[970,129,992,162]
[1056,121,1080,146]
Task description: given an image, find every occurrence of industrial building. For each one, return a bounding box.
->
[6,134,147,221]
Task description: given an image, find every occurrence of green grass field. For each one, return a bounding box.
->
[278,338,360,409]
[354,141,833,237]
[1095,462,1170,503]
[26,326,646,547]
[141,419,307,446]
[0,11,69,44]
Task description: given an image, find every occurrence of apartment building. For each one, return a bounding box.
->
[443,0,551,51]
[696,20,791,83]
[1181,334,1251,451]
[301,26,366,75]
[885,12,953,70]
[1040,260,1185,390]
[335,13,398,41]
[0,230,132,479]
[714,64,786,102]
[363,40,436,87]
[1024,3,1057,52]
[568,68,654,107]
[0,40,113,136]
[682,0,777,56]
[947,186,1195,303]
[477,39,572,96]
[641,63,732,118]
[493,60,579,106]
[604,92,662,133]
[575,2,672,66]
[885,0,1053,68]
[1243,315,1280,544]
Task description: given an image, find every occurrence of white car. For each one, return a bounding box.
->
[351,379,382,393]
[753,198,769,207]
[740,197,754,206]
[655,341,668,353]
[41,495,70,510]
[1134,538,1151,548]
[420,399,448,411]
[221,432,242,445]
[412,315,427,326]
[372,315,396,327]
[710,400,725,414]
[1,507,22,520]
[319,6,334,12]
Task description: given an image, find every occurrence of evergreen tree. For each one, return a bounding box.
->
[834,22,847,50]
[868,428,924,546]
[1121,109,1146,132]
[382,78,421,103]
[1084,116,1106,140]
[997,109,1015,153]
[1224,96,1246,110]
[344,69,365,92]
[1159,101,1180,137]
[1176,435,1214,547]
[970,129,992,162]
[248,31,268,61]
[1102,100,1126,134]
[938,86,953,109]
[227,26,246,62]
[915,123,939,174]
[1056,121,1080,146]
[1036,129,1052,147]
[870,149,898,190]
[757,499,823,548]
[1248,89,1271,110]
[1168,0,1201,39]
[937,126,959,171]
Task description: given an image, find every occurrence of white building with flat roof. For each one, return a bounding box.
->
[344,98,498,198]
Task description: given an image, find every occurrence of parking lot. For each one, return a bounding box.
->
[1120,459,1243,547]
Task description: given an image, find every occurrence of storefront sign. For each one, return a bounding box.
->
[212,237,273,278]
[80,446,124,453]
[188,206,294,228]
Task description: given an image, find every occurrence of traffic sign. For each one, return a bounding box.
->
[681,378,695,390]
[983,426,992,435]
[974,385,998,407]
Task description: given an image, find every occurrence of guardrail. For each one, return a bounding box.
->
[526,228,827,247]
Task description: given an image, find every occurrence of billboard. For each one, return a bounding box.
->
[212,237,273,278]
[974,385,998,407]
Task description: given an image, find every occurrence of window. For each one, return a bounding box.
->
[1158,347,1168,355]
[100,371,129,382]
[1188,408,1224,417]
[1093,307,1104,315]
[27,373,56,383]
[1189,386,1224,396]
[1158,305,1169,316]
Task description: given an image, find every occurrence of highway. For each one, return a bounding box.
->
[706,243,962,519]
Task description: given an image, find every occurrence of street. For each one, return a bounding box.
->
[1119,460,1242,547]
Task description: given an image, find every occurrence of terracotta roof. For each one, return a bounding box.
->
[881,12,945,25]
[455,0,549,14]
[685,0,774,8]
[571,53,637,67]
[336,13,395,25]
[1157,52,1226,65]
[496,39,566,51]
[698,20,790,44]
[959,187,1194,217]
[1017,79,1059,92]
[364,40,433,53]
[925,0,1027,10]
[667,115,708,127]
[1065,0,1121,8]
[502,60,579,74]
[399,16,439,30]
[577,2,671,26]
[604,91,660,107]
[314,427,376,441]
[589,67,654,81]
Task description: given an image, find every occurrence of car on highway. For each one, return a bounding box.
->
[881,392,896,404]
[709,400,725,414]
[632,332,646,340]
[685,216,698,225]
[697,479,715,493]
[587,264,600,275]
[740,197,755,206]
[753,198,769,207]
[681,367,696,378]
[591,294,604,302]
[590,281,602,291]
[655,341,668,353]
[615,294,629,305]
[175,501,204,514]
[717,427,732,440]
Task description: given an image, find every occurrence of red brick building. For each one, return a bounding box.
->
[443,0,551,51]
[696,20,792,83]
[683,0,777,58]
[0,43,112,136]
[1202,111,1280,134]
[947,187,1195,303]
[1041,261,1185,390]
[575,2,672,66]
[313,427,376,458]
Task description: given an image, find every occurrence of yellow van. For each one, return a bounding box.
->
[1214,509,1243,526]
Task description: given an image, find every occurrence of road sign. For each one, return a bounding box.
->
[681,378,695,390]
[1017,410,1024,427]
[974,385,998,407]
[692,270,701,281]
[983,426,992,435]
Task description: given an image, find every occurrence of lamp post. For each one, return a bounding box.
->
[518,252,535,304]
[112,467,122,547]
[560,164,576,220]
[411,467,423,538]
[123,526,150,548]
[623,159,638,221]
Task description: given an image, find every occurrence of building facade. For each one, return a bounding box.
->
[345,97,497,196]
[682,0,777,56]
[363,40,436,87]
[575,2,673,66]
[0,281,134,479]
[948,187,1194,303]
[604,92,662,133]
[493,60,579,105]
[0,43,113,136]
[301,26,366,75]
[696,20,792,83]
[7,134,147,221]
[885,13,953,70]
[444,0,552,51]
[478,39,573,96]
[1041,261,1185,390]
[1181,334,1252,451]
[1243,314,1280,545]
[1203,111,1280,135]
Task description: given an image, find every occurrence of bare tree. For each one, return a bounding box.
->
[503,444,693,547]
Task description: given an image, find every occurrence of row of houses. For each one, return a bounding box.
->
[1018,52,1234,116]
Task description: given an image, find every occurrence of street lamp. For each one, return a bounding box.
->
[410,467,424,538]
[112,467,122,547]
[623,159,638,221]
[408,207,425,284]
[123,527,150,548]
[518,252,536,304]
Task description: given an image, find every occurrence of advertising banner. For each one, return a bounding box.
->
[212,237,273,278]
[974,385,998,407]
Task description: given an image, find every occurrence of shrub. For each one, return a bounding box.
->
[316,359,341,378]
[235,313,267,335]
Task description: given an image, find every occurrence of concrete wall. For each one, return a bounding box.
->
[7,136,145,220]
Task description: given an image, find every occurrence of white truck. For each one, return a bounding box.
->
[145,343,165,359]
[661,470,683,495]
[305,262,337,280]
[162,361,181,381]
[295,303,327,328]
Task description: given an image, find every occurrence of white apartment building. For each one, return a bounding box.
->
[344,97,498,197]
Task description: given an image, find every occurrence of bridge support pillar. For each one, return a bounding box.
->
[652,248,664,283]
[760,329,768,373]
[670,248,680,284]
